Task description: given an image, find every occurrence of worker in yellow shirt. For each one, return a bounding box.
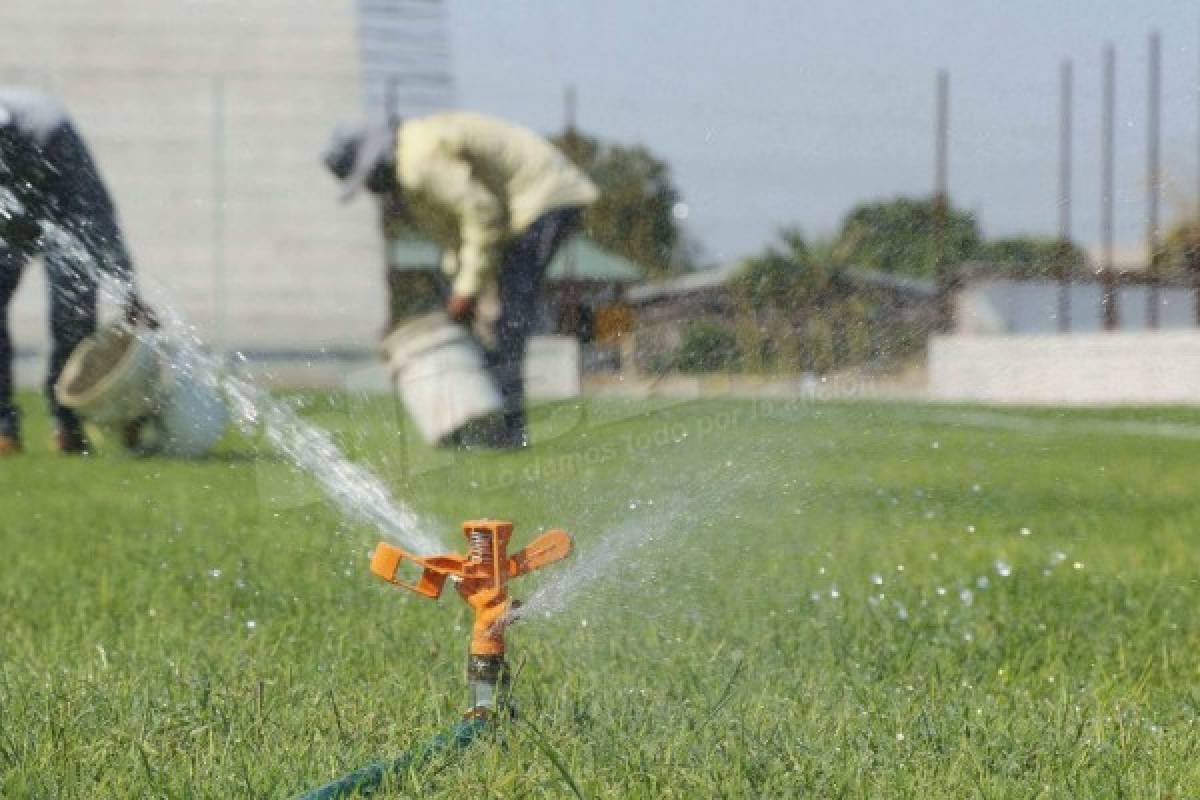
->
[324,111,597,448]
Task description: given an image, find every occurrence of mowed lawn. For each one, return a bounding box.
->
[3,390,1200,798]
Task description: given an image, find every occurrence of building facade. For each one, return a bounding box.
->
[1,0,450,360]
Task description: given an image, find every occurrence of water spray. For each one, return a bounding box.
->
[295,521,572,798]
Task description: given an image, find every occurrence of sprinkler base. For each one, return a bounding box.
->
[466,653,511,718]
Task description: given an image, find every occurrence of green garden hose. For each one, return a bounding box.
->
[293,716,489,800]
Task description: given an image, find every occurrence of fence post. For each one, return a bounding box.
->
[211,74,227,353]
[1057,60,1073,332]
[933,70,954,333]
[1146,31,1162,329]
[1100,44,1119,330]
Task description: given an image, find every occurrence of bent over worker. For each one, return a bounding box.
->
[324,110,597,448]
[0,88,151,455]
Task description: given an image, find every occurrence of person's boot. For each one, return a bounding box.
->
[54,424,91,455]
[499,408,529,450]
[0,411,20,455]
[0,432,21,456]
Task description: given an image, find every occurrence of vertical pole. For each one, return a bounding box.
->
[212,75,227,355]
[564,84,577,135]
[1146,31,1162,328]
[1101,44,1119,330]
[1057,59,1073,332]
[558,87,582,336]
[383,74,400,329]
[934,70,952,332]
[1194,20,1200,324]
[385,74,400,126]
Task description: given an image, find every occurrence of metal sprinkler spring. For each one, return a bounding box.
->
[468,528,494,568]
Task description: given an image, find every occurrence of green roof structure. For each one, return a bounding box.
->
[546,236,645,283]
[389,234,644,283]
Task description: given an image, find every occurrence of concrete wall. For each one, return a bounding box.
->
[1,0,384,356]
[929,331,1200,405]
[525,336,582,399]
[957,279,1197,335]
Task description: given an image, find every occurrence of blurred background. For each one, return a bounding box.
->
[4,0,1200,403]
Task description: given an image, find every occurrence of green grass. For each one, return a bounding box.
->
[3,390,1200,798]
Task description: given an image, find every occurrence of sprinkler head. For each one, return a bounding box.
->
[370,521,572,713]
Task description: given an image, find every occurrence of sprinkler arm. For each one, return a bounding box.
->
[370,522,572,655]
[370,528,571,599]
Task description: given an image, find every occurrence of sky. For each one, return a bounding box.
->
[449,1,1200,267]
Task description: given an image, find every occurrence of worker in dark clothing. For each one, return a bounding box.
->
[0,88,151,455]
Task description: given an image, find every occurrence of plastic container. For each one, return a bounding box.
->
[55,323,229,458]
[54,324,161,426]
[382,312,504,446]
[156,364,230,458]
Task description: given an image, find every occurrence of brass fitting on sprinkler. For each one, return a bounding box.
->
[370,520,572,718]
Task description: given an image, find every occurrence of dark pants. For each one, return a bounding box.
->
[0,245,98,437]
[484,206,583,447]
[0,122,129,438]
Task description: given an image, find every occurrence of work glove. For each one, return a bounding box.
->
[0,213,42,251]
[446,293,477,324]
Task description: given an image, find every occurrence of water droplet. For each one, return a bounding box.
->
[207,568,222,579]
[1073,561,1084,570]
[896,732,906,741]
[994,560,1012,577]
[1020,527,1032,537]
[959,588,974,606]
[870,573,884,586]
[975,576,989,589]
[966,524,976,534]
[935,586,947,596]
[246,620,257,630]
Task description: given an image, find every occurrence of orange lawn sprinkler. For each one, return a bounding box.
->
[370,520,573,719]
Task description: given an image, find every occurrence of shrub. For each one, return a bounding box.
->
[673,321,741,373]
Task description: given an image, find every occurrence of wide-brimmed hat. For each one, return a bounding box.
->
[322,118,396,202]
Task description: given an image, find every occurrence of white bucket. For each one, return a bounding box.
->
[382,312,504,446]
[156,364,230,458]
[55,323,229,458]
[54,325,161,426]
